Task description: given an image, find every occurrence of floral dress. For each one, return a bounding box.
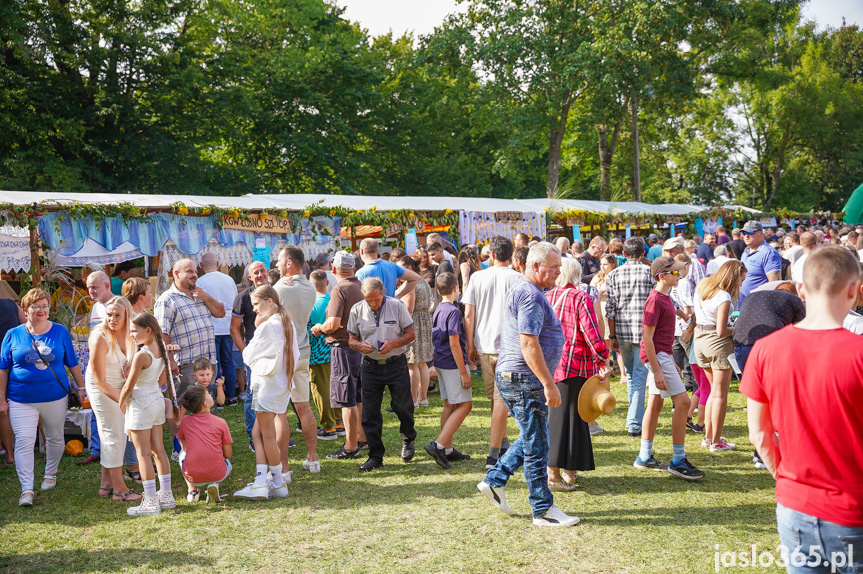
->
[405,279,434,364]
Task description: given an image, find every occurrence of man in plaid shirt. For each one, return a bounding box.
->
[155,258,225,400]
[605,237,655,438]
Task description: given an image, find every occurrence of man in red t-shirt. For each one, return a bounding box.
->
[742,246,863,571]
[635,257,705,481]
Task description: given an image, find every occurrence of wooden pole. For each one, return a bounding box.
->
[350,226,357,251]
[29,221,41,285]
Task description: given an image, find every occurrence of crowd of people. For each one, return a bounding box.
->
[0,220,861,562]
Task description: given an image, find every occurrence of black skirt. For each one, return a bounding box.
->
[547,376,595,472]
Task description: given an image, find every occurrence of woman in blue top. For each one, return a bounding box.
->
[0,288,84,507]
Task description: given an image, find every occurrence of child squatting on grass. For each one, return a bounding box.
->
[233,285,299,501]
[424,272,473,469]
[177,386,233,504]
[634,256,705,481]
[119,312,178,516]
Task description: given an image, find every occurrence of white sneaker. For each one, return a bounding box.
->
[477,481,512,515]
[701,437,713,448]
[127,496,161,516]
[588,422,604,436]
[157,490,176,509]
[206,483,221,503]
[302,459,321,473]
[710,439,737,452]
[233,482,270,500]
[186,490,200,503]
[268,481,289,498]
[283,471,292,484]
[533,505,581,527]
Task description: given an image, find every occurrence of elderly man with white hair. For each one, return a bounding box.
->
[196,252,240,406]
[555,236,571,258]
[477,242,580,528]
[706,245,733,276]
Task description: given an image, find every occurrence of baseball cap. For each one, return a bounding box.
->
[650,256,687,277]
[662,236,685,250]
[332,251,355,268]
[742,220,763,233]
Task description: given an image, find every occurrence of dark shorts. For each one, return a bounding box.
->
[330,345,362,408]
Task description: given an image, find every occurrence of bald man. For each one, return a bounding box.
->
[154,259,225,401]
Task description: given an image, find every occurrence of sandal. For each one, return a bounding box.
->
[358,441,369,450]
[326,446,360,459]
[98,486,114,497]
[18,490,34,507]
[562,471,578,485]
[113,489,143,502]
[124,469,142,481]
[548,479,577,492]
[41,475,56,491]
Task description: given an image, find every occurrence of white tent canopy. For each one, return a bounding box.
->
[0,190,758,217]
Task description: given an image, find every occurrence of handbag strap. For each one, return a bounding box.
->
[27,329,72,396]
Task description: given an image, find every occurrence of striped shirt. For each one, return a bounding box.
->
[604,260,655,344]
[154,283,217,366]
[546,285,609,380]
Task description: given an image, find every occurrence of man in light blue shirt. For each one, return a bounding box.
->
[646,235,664,261]
[739,221,783,305]
[355,238,420,298]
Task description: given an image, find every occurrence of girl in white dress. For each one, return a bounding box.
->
[119,312,177,516]
[234,285,299,501]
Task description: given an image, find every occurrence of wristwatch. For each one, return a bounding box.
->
[608,335,616,340]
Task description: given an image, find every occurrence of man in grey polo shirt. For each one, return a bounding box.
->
[348,277,417,472]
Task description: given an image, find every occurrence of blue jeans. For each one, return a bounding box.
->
[777,504,863,573]
[734,345,753,375]
[485,372,552,518]
[214,335,238,399]
[243,365,256,441]
[618,340,648,433]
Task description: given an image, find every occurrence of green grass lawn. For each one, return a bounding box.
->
[0,375,783,573]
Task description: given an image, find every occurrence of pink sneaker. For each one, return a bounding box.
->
[701,437,712,448]
[710,439,736,452]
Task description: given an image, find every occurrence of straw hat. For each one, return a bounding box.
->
[578,375,616,423]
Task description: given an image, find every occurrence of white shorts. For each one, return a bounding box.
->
[289,355,311,404]
[645,352,687,399]
[125,394,166,431]
[435,368,473,405]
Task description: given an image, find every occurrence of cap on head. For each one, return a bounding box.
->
[663,236,685,250]
[333,251,355,268]
[742,220,763,233]
[650,256,687,277]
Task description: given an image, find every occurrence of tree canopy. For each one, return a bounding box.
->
[1,0,861,211]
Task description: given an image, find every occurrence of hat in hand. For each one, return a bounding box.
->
[578,375,617,424]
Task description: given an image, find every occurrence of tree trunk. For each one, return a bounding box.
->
[597,109,626,201]
[546,89,572,198]
[631,96,641,202]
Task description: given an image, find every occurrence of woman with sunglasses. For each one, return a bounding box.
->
[0,288,85,506]
[693,261,747,453]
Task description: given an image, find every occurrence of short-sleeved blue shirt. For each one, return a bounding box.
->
[740,243,783,304]
[496,277,564,375]
[356,259,406,298]
[0,322,79,404]
[432,302,466,370]
[647,244,664,261]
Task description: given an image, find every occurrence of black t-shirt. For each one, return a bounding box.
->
[581,252,601,284]
[231,288,257,345]
[0,299,20,343]
[732,290,806,347]
[727,239,746,260]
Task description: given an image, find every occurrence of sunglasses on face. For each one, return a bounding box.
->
[656,270,680,277]
[741,230,760,236]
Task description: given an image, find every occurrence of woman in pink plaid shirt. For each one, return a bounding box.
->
[545,257,611,492]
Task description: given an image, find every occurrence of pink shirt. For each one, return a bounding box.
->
[177,413,232,483]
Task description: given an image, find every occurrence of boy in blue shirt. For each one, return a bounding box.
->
[425,272,472,469]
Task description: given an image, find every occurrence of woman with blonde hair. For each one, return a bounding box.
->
[234,284,299,500]
[86,296,142,501]
[693,260,747,453]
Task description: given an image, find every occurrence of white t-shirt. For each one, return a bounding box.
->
[844,311,863,335]
[784,244,804,266]
[694,289,732,326]
[706,256,733,276]
[90,301,106,331]
[461,265,521,354]
[196,271,239,336]
[791,252,809,285]
[324,270,337,294]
